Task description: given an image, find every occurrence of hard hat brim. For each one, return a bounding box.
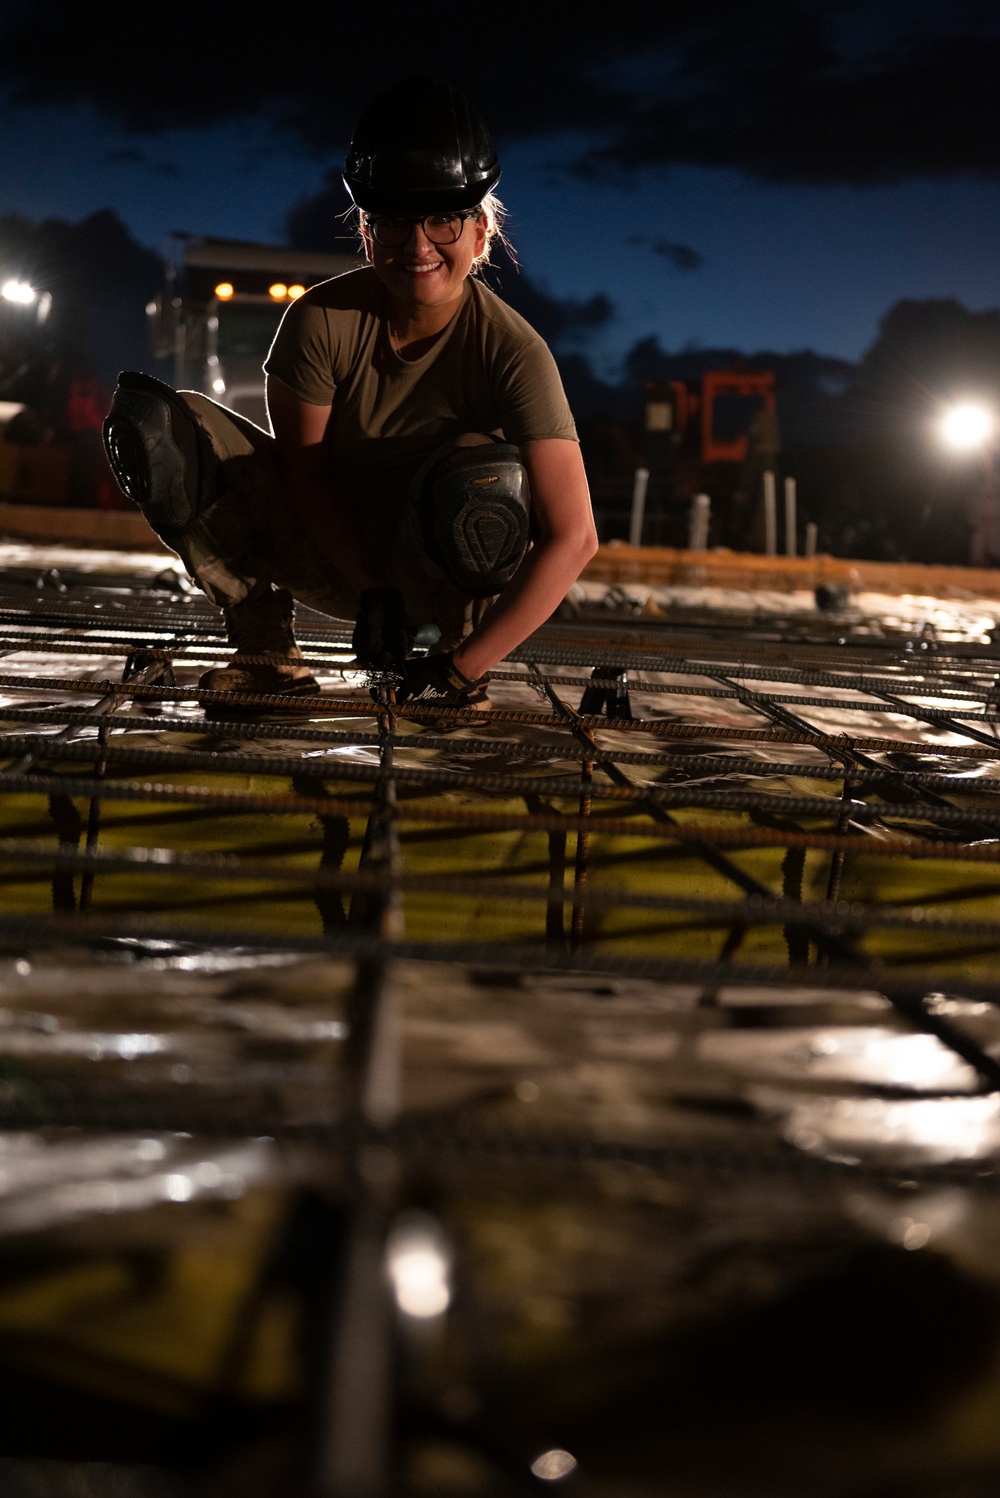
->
[343,167,501,217]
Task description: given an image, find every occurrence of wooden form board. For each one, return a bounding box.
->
[0,502,169,552]
[2,505,999,601]
[582,544,1000,601]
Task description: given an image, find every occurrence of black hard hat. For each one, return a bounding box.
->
[343,78,501,215]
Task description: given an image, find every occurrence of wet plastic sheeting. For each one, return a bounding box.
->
[0,946,990,1493]
[0,1133,276,1236]
[0,953,353,1128]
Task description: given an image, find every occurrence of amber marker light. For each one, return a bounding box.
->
[269,283,288,300]
[287,284,305,299]
[214,282,234,300]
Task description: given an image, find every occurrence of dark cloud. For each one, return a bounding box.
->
[102,146,178,175]
[575,13,1000,185]
[650,241,704,271]
[627,235,704,270]
[0,2,998,185]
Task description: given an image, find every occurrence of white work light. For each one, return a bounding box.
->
[938,401,995,452]
[386,1212,451,1318]
[1,280,37,305]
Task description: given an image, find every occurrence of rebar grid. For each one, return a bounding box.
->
[1,579,1000,926]
[2,569,1000,1109]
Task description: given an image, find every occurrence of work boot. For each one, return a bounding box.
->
[200,586,320,719]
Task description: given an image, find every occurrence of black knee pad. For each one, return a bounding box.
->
[103,371,214,537]
[419,442,530,596]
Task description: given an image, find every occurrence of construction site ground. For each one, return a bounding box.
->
[0,537,999,1495]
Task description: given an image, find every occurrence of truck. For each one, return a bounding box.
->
[147,234,362,430]
[0,234,361,515]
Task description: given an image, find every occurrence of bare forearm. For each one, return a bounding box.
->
[453,535,594,679]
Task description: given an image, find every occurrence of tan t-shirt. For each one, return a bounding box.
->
[263,266,578,547]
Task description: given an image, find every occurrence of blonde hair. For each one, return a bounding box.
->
[356,193,514,276]
[471,192,511,272]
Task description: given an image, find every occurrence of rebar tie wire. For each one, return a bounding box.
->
[2,668,1000,761]
[3,629,998,707]
[2,718,1000,797]
[530,663,1000,1089]
[25,643,1000,719]
[4,595,1000,930]
[0,903,985,993]
[3,638,1000,882]
[7,732,1000,839]
[8,836,1000,942]
[13,587,993,666]
[5,623,999,704]
[1,769,999,864]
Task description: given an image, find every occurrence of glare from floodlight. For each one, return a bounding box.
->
[531,1450,578,1481]
[939,401,995,452]
[386,1212,452,1318]
[1,280,36,305]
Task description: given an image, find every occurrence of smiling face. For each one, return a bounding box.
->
[362,211,488,319]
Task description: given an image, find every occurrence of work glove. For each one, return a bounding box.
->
[352,587,410,670]
[394,651,489,707]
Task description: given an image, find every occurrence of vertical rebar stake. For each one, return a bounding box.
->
[824,771,856,917]
[763,471,777,556]
[784,476,797,558]
[318,681,402,1498]
[629,467,650,548]
[77,722,109,912]
[689,493,711,551]
[571,741,595,951]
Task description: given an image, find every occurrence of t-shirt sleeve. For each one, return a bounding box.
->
[263,296,337,406]
[497,336,579,445]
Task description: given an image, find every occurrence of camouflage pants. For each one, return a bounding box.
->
[169,393,488,649]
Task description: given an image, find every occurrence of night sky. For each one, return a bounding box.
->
[1,0,998,373]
